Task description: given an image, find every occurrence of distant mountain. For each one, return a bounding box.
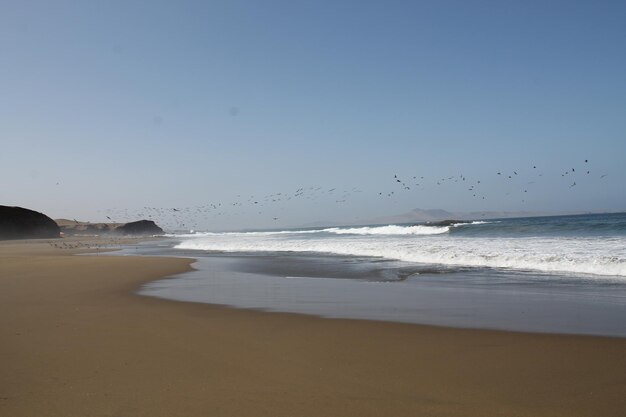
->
[366,208,457,224]
[361,208,581,225]
[302,208,594,229]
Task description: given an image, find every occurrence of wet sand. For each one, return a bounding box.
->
[1,239,625,416]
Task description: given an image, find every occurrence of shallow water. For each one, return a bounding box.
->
[123,240,626,338]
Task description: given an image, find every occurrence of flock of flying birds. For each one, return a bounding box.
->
[98,159,607,231]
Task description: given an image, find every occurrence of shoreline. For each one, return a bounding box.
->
[135,247,626,338]
[2,238,626,416]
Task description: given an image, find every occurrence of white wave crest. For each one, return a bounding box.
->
[459,220,492,226]
[170,224,451,237]
[175,234,626,278]
[321,225,449,235]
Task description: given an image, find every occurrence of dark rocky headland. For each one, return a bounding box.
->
[0,205,61,240]
[114,220,164,236]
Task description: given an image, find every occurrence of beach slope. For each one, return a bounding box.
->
[1,239,625,417]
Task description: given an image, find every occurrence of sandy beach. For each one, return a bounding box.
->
[1,239,625,417]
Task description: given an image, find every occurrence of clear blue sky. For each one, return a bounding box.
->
[1,0,625,230]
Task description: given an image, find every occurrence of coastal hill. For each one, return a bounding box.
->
[364,208,545,224]
[55,219,122,235]
[114,220,164,236]
[0,205,61,240]
[56,218,165,236]
[303,208,592,228]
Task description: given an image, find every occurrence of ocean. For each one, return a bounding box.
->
[133,213,626,337]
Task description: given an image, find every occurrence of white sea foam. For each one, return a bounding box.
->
[321,225,450,235]
[171,224,451,237]
[174,231,626,277]
[456,220,492,226]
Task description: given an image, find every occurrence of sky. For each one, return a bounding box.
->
[1,0,625,230]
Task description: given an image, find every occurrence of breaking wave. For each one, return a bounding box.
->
[321,225,449,235]
[175,234,626,278]
[170,222,491,238]
[171,215,626,277]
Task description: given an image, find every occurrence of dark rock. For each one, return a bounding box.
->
[114,220,164,236]
[425,219,470,227]
[0,205,61,240]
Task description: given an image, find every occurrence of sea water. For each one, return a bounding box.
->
[136,213,626,336]
[174,213,626,278]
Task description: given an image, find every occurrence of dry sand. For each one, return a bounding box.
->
[1,238,625,417]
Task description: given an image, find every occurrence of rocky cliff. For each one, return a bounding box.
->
[114,220,165,236]
[0,205,61,240]
[55,219,121,236]
[57,218,165,236]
